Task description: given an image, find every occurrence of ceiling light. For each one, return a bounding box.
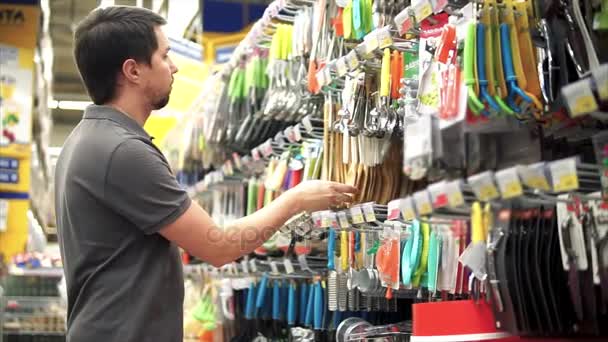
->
[48,99,92,111]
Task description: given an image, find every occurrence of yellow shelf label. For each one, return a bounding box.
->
[554,174,579,192]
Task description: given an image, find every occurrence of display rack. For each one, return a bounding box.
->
[1,268,66,342]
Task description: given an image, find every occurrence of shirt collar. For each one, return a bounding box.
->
[83,104,153,140]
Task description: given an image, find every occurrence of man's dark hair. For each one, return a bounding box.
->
[74,6,166,105]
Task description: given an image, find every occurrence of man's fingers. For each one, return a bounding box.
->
[333,193,354,206]
[330,182,358,194]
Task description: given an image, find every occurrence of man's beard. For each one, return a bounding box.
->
[152,93,170,110]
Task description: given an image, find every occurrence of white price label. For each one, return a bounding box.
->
[400,197,416,221]
[302,116,314,134]
[252,148,261,161]
[394,7,414,36]
[444,180,464,208]
[517,163,551,191]
[562,78,599,118]
[550,158,579,193]
[414,190,433,215]
[293,124,303,142]
[350,206,365,224]
[387,199,401,220]
[346,50,360,71]
[321,211,332,228]
[496,167,523,199]
[261,140,273,157]
[0,200,7,232]
[283,258,295,274]
[364,30,380,54]
[412,0,433,22]
[377,27,393,49]
[362,202,376,222]
[337,211,350,228]
[428,181,448,209]
[269,261,280,274]
[592,65,608,101]
[249,259,258,273]
[241,259,250,274]
[316,68,328,86]
[284,126,297,143]
[468,171,500,202]
[336,57,348,77]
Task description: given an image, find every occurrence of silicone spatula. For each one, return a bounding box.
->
[500,23,533,114]
[343,0,353,39]
[515,1,541,100]
[412,220,430,288]
[287,281,296,325]
[477,23,501,115]
[272,280,281,320]
[464,23,484,115]
[327,228,336,270]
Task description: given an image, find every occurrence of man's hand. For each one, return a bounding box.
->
[284,180,358,213]
[160,180,358,267]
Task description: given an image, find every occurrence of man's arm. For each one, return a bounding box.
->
[159,181,356,267]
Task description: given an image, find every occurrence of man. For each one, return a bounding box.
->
[54,5,356,342]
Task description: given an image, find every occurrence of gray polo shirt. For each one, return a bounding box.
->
[54,105,191,342]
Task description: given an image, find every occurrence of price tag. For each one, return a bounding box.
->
[592,65,608,101]
[321,211,332,228]
[284,126,296,143]
[329,212,339,228]
[414,190,433,215]
[261,140,273,158]
[323,66,332,85]
[302,116,314,134]
[283,258,295,274]
[316,67,328,86]
[562,78,599,117]
[337,211,350,228]
[241,259,250,274]
[387,199,401,220]
[428,181,448,209]
[517,163,551,191]
[362,202,376,222]
[298,254,311,272]
[394,7,414,36]
[293,124,303,141]
[251,147,261,161]
[496,167,523,199]
[412,0,433,22]
[0,199,7,232]
[249,259,258,273]
[433,0,448,13]
[346,50,360,71]
[400,197,416,221]
[232,153,242,170]
[377,26,394,48]
[311,212,322,228]
[350,206,365,224]
[550,158,579,192]
[336,57,348,77]
[269,261,280,274]
[364,31,379,54]
[444,180,464,207]
[468,171,500,202]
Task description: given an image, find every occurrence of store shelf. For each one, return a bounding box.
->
[8,267,63,278]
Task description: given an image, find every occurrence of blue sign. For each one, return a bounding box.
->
[0,169,18,184]
[0,157,18,170]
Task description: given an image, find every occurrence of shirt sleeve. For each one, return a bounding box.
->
[104,138,192,234]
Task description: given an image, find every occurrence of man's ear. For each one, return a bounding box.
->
[121,59,140,84]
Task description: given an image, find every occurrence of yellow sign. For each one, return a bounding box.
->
[0,2,40,147]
